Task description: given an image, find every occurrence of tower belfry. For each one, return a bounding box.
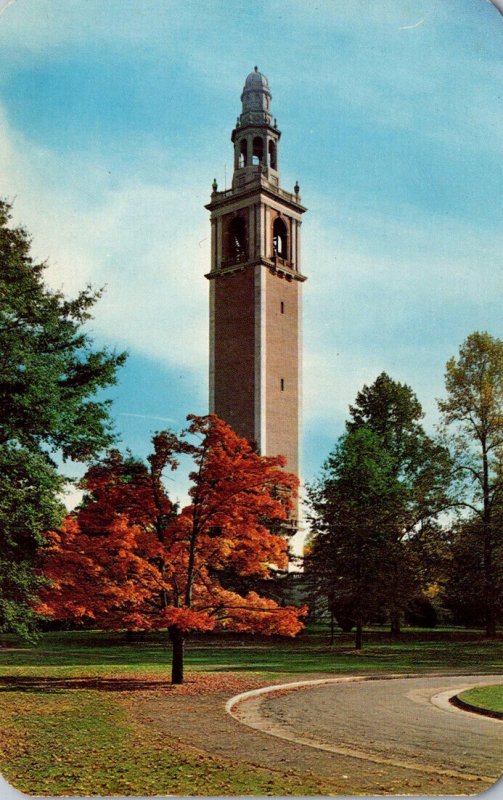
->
[205,68,307,508]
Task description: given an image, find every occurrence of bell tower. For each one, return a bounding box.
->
[205,67,307,515]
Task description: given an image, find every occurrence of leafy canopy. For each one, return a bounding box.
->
[438,331,503,505]
[39,415,304,679]
[439,331,503,635]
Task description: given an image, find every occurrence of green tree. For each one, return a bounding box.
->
[439,332,503,636]
[347,373,451,633]
[443,515,497,627]
[306,427,405,648]
[0,199,126,637]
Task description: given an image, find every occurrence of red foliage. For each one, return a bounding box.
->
[38,415,304,642]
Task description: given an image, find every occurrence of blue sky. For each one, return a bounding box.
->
[1,0,502,516]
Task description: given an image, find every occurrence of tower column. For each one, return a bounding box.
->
[205,67,307,523]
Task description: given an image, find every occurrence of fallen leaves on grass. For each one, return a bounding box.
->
[163,672,262,696]
[0,680,326,796]
[0,670,261,697]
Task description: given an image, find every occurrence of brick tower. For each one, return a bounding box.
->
[205,67,307,518]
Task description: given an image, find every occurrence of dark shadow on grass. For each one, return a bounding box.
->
[0,676,175,693]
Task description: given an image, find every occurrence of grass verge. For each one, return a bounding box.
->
[456,684,503,716]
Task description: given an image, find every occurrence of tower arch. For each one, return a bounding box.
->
[226,215,247,263]
[272,216,288,260]
[252,136,264,165]
[268,139,277,170]
[239,138,247,167]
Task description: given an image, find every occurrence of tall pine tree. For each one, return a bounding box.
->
[0,200,126,636]
[347,373,451,633]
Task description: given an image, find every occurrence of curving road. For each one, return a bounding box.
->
[232,675,503,784]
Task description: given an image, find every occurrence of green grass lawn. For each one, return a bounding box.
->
[1,627,502,677]
[457,684,503,715]
[0,627,502,795]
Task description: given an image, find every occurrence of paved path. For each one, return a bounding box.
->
[233,674,503,784]
[140,673,503,794]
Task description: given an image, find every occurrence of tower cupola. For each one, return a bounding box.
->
[240,66,273,125]
[232,67,281,189]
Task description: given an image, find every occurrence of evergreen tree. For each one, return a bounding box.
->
[347,373,451,633]
[307,374,451,642]
[0,199,126,636]
[306,427,405,648]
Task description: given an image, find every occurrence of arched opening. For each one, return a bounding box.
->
[272,217,288,260]
[227,216,247,262]
[252,137,263,165]
[239,139,247,168]
[268,140,277,170]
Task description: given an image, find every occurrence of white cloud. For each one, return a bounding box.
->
[0,0,15,18]
[301,193,503,432]
[0,0,185,55]
[119,412,176,423]
[0,102,210,373]
[270,1,503,157]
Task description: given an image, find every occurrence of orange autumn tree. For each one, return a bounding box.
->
[38,414,304,683]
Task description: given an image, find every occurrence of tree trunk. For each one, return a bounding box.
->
[355,621,363,650]
[126,629,145,642]
[482,437,496,638]
[355,551,363,650]
[485,604,497,638]
[390,611,401,636]
[329,609,335,646]
[484,522,496,637]
[169,626,185,684]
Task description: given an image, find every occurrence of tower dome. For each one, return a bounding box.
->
[240,66,272,123]
[243,66,270,91]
